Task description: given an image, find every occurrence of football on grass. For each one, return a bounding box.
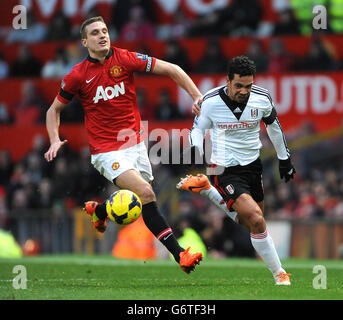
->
[106,190,142,225]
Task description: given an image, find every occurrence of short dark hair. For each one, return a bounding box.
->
[227,55,256,80]
[80,16,105,39]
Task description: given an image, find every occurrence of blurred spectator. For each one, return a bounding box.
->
[187,9,222,37]
[41,44,82,79]
[0,53,9,79]
[10,45,42,77]
[0,103,13,124]
[162,39,192,73]
[222,0,263,37]
[201,204,255,258]
[0,150,14,188]
[41,47,72,79]
[112,0,156,34]
[267,39,295,73]
[0,186,8,228]
[136,88,153,120]
[21,134,50,178]
[6,11,46,44]
[300,37,338,71]
[154,89,182,121]
[13,80,48,124]
[72,146,106,206]
[245,40,269,73]
[273,8,300,36]
[52,157,76,201]
[35,178,54,209]
[30,134,49,159]
[157,10,191,40]
[11,188,28,210]
[24,153,44,185]
[195,37,227,74]
[45,11,73,41]
[188,0,263,37]
[119,5,155,41]
[134,44,153,59]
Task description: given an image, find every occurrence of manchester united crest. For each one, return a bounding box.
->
[109,65,123,78]
[112,162,120,170]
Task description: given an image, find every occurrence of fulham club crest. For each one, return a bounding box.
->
[226,184,235,195]
[251,108,258,118]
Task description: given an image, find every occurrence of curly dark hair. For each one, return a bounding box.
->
[227,55,256,80]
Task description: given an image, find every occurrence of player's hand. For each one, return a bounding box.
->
[44,140,68,162]
[279,158,296,182]
[192,96,203,116]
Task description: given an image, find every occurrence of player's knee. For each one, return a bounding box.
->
[137,184,156,204]
[248,209,265,233]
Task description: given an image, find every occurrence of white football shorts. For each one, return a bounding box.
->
[91,141,154,183]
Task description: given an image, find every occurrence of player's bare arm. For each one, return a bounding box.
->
[152,59,203,116]
[44,97,68,162]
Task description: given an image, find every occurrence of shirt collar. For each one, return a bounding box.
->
[87,47,113,63]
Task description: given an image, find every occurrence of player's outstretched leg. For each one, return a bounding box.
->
[142,201,202,274]
[177,174,238,222]
[83,201,108,233]
[116,170,203,273]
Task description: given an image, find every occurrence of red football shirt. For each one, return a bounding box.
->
[57,46,156,154]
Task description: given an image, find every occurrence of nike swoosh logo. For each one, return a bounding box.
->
[86,76,96,84]
[189,185,206,191]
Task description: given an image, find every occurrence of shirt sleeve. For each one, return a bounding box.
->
[189,101,212,156]
[262,93,277,124]
[119,49,156,73]
[57,68,82,104]
[258,90,290,159]
[266,119,290,160]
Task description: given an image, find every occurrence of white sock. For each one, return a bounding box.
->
[200,186,237,222]
[250,230,283,276]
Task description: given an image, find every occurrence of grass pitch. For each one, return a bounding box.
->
[0,255,342,300]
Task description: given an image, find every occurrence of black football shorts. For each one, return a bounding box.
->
[209,158,264,211]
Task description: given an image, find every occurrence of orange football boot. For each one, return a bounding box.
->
[176,174,211,194]
[179,247,203,274]
[274,271,291,285]
[83,201,107,233]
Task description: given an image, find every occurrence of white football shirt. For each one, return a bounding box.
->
[190,84,289,167]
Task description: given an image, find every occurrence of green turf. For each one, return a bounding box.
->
[0,255,342,300]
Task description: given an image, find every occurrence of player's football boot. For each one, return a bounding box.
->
[176,174,211,194]
[274,271,291,285]
[179,247,203,274]
[83,201,108,233]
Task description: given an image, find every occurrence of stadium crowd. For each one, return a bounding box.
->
[1,1,343,125]
[1,0,343,256]
[1,0,343,79]
[0,31,341,125]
